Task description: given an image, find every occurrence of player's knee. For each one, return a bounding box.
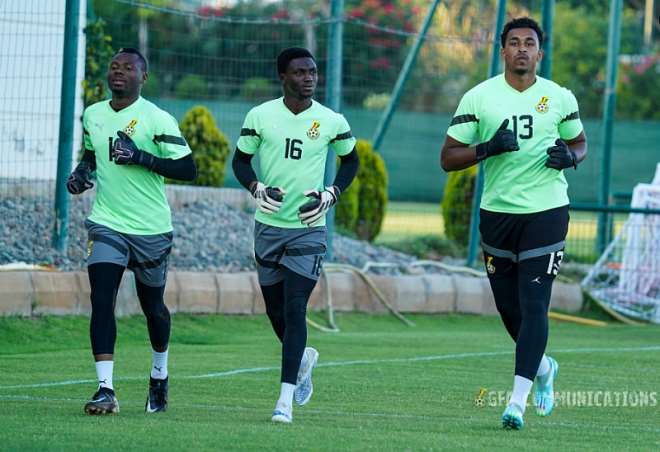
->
[521,298,550,318]
[284,296,307,323]
[266,303,284,320]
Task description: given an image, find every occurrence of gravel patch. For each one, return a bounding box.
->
[1,196,417,273]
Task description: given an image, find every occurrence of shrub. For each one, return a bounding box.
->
[173,106,230,187]
[335,174,360,233]
[441,165,477,247]
[354,139,388,242]
[82,19,114,108]
[175,74,208,99]
[363,93,391,111]
[240,77,275,101]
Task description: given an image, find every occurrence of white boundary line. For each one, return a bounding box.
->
[0,345,659,390]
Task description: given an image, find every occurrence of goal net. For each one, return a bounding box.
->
[581,164,660,323]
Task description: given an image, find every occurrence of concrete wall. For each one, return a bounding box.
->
[0,271,583,317]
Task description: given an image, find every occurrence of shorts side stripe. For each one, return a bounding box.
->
[255,253,279,269]
[284,246,326,256]
[481,242,517,262]
[518,241,565,262]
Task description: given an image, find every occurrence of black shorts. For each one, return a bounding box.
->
[479,205,569,276]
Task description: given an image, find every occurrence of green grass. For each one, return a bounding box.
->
[1,314,659,451]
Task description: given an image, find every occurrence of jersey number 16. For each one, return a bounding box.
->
[285,138,303,160]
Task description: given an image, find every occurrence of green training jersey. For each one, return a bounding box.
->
[237,97,356,228]
[447,74,583,214]
[82,96,191,234]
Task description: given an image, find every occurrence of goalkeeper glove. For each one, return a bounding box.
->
[250,182,285,214]
[475,119,520,161]
[66,162,94,195]
[111,131,156,169]
[545,139,577,170]
[298,186,340,226]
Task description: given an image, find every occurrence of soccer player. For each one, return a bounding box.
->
[440,18,587,429]
[66,48,196,414]
[231,47,359,423]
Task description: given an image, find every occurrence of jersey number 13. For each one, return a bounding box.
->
[511,115,533,140]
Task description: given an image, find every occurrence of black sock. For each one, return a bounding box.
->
[515,256,554,380]
[281,268,317,384]
[136,279,170,351]
[88,263,125,355]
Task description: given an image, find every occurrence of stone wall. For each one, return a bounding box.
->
[0,271,583,316]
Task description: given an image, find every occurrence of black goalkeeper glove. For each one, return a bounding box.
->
[298,186,340,226]
[111,131,156,169]
[475,119,520,161]
[250,182,285,214]
[545,139,577,170]
[66,161,94,195]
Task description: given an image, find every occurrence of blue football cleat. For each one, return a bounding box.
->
[502,403,524,430]
[294,347,319,406]
[534,356,558,417]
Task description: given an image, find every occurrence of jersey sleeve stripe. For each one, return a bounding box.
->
[153,134,187,146]
[560,111,579,123]
[330,131,353,143]
[240,128,261,138]
[449,114,479,126]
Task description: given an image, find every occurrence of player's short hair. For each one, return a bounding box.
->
[115,47,148,72]
[500,17,544,48]
[277,47,315,75]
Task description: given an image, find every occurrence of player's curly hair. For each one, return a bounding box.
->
[277,47,315,75]
[116,47,148,72]
[500,17,544,48]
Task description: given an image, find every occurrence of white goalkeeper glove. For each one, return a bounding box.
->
[250,182,285,214]
[298,186,340,226]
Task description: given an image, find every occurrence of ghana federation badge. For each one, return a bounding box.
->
[486,256,496,274]
[535,96,549,114]
[307,121,320,140]
[123,119,138,136]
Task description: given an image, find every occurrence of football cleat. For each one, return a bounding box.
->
[145,377,168,413]
[502,403,524,430]
[271,408,292,424]
[534,356,559,416]
[294,347,319,406]
[84,386,119,415]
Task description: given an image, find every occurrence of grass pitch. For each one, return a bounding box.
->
[0,313,658,451]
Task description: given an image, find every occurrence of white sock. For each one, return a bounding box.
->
[536,355,551,378]
[276,383,296,411]
[95,361,114,390]
[151,349,168,379]
[509,375,533,412]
